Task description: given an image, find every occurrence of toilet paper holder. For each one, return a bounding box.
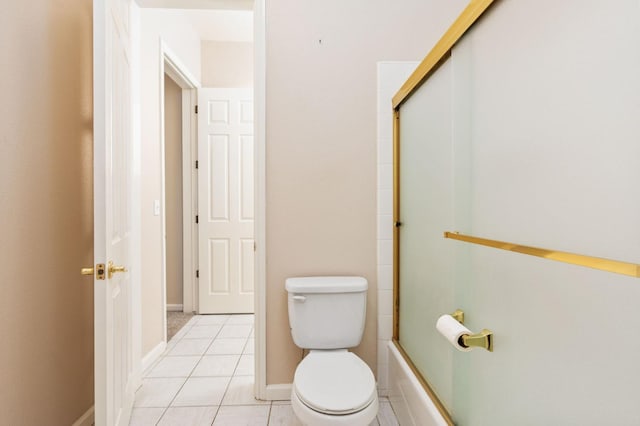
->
[451,309,465,324]
[449,309,494,352]
[460,329,493,352]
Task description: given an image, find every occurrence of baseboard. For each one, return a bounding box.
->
[142,341,167,374]
[265,383,292,401]
[166,304,183,312]
[72,406,94,426]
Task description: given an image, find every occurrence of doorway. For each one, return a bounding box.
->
[152,6,261,372]
[163,73,194,339]
[140,0,267,403]
[158,41,199,344]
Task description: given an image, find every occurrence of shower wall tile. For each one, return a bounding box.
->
[378,340,389,367]
[378,315,393,341]
[378,291,393,316]
[378,189,393,216]
[378,215,393,240]
[378,241,393,266]
[377,137,393,165]
[377,265,393,290]
[378,164,393,191]
[377,359,389,394]
[378,112,393,141]
[376,61,419,397]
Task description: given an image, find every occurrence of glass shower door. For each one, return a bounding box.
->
[395,1,640,424]
[397,58,456,415]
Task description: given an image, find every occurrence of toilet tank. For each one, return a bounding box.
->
[286,276,368,349]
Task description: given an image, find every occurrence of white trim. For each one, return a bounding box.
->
[181,88,198,313]
[130,0,143,403]
[158,40,168,344]
[142,341,167,373]
[71,406,95,426]
[159,39,201,341]
[120,379,136,426]
[266,384,292,401]
[253,0,267,401]
[92,1,107,422]
[166,304,184,311]
[162,42,201,89]
[388,342,448,426]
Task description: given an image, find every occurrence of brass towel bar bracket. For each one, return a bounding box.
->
[444,232,640,278]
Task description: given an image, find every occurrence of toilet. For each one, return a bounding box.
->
[286,276,379,426]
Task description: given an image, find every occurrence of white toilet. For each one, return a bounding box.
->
[286,276,379,426]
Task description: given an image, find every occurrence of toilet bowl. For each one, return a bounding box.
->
[290,350,378,426]
[286,277,379,426]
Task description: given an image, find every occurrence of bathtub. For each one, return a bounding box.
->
[387,341,449,426]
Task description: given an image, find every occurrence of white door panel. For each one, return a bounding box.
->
[240,135,254,220]
[198,88,254,314]
[93,0,135,424]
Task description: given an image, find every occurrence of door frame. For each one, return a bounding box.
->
[158,40,200,340]
[253,0,268,400]
[152,0,268,399]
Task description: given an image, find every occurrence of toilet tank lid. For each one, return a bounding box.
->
[285,276,367,294]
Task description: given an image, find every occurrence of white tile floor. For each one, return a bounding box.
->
[131,314,399,426]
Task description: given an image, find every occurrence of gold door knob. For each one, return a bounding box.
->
[108,261,127,279]
[81,267,94,275]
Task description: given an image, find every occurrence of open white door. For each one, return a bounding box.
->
[198,88,254,314]
[93,0,136,424]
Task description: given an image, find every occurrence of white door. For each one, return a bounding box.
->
[93,0,135,424]
[198,88,254,314]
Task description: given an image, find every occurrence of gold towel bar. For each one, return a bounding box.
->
[444,232,640,278]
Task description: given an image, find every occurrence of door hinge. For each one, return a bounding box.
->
[195,160,199,169]
[254,242,256,252]
[195,215,199,224]
[196,269,199,278]
[195,105,198,114]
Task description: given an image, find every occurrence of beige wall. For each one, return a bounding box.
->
[164,75,184,306]
[140,8,201,354]
[265,0,468,384]
[201,41,253,87]
[0,0,94,424]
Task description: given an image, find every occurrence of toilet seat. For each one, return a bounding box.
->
[293,350,377,415]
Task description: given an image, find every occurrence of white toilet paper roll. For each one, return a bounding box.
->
[436,314,473,352]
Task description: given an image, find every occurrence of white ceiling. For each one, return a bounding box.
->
[136,0,254,42]
[179,9,253,42]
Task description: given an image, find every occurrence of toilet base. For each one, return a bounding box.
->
[290,387,379,426]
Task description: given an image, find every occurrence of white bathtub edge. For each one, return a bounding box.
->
[387,341,449,426]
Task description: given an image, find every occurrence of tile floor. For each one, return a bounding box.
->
[130,314,399,426]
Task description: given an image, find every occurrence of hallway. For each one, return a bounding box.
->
[130,314,398,425]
